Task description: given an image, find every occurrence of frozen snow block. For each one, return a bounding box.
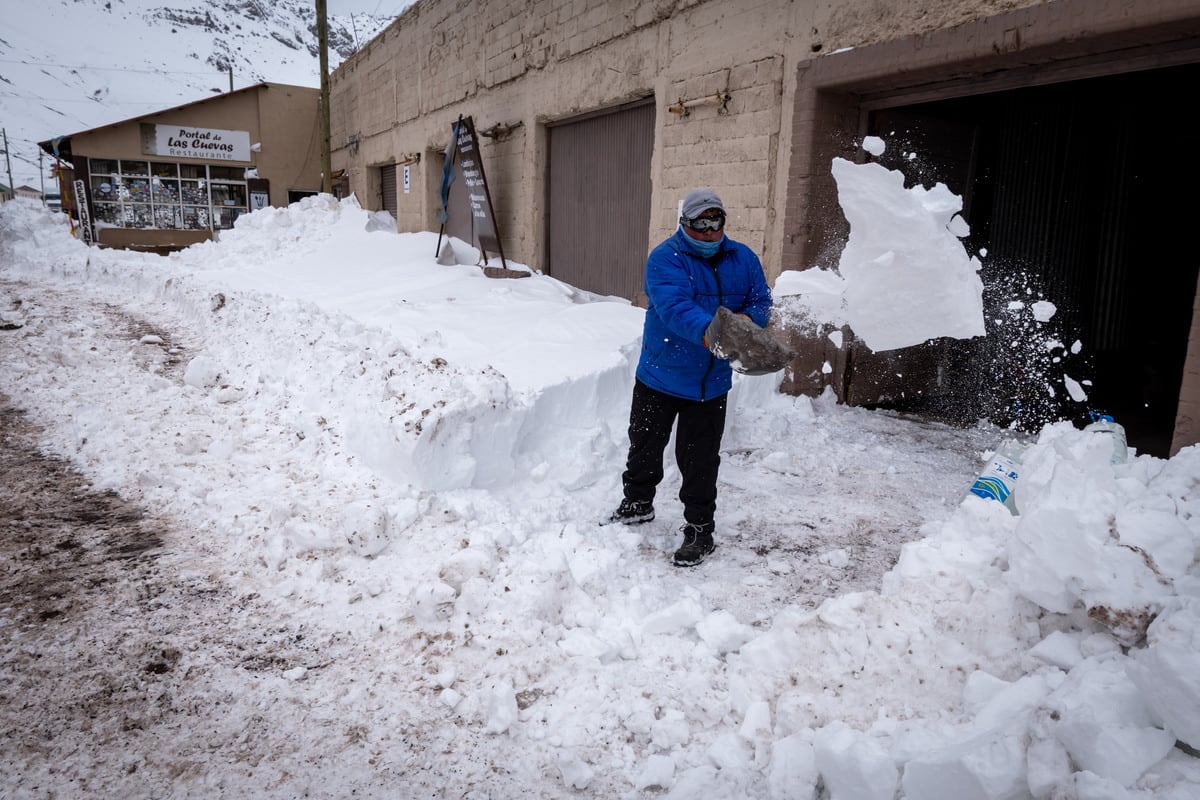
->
[1072,770,1135,800]
[633,754,675,791]
[1048,658,1175,786]
[1025,736,1072,798]
[769,734,818,799]
[641,597,705,635]
[901,731,1028,800]
[1126,601,1200,750]
[814,722,898,800]
[1029,630,1084,671]
[697,609,755,654]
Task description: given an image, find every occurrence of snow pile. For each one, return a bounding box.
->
[876,424,1200,798]
[0,196,646,494]
[3,172,1199,796]
[720,425,1200,798]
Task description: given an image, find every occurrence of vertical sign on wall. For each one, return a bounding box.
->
[73,179,94,246]
[403,165,411,194]
[444,115,507,270]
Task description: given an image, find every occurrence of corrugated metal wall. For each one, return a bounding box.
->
[380,164,398,219]
[547,100,654,300]
[861,64,1200,456]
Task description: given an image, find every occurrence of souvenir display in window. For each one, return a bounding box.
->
[93,203,122,226]
[151,176,180,203]
[154,205,182,229]
[181,180,207,204]
[183,206,209,230]
[85,159,247,233]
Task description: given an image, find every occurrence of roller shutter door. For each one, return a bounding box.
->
[548,100,654,300]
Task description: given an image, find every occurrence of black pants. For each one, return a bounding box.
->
[622,380,728,526]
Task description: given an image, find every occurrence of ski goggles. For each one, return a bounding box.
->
[681,213,726,232]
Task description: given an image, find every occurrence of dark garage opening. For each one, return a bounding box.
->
[865,63,1199,458]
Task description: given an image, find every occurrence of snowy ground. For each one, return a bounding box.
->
[0,274,994,797]
[2,172,1198,799]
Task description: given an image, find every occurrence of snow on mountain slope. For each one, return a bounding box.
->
[0,0,396,189]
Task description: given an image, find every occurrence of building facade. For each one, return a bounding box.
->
[40,83,322,252]
[327,0,1200,456]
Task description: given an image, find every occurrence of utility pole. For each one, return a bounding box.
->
[316,0,332,194]
[2,129,13,195]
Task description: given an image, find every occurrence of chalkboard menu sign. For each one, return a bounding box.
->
[438,115,508,270]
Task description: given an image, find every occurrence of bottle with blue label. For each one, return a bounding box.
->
[1084,411,1128,464]
[969,438,1025,515]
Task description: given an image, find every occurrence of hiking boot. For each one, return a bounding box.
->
[600,498,655,526]
[673,522,716,567]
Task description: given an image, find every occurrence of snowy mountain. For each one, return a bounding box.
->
[0,0,399,191]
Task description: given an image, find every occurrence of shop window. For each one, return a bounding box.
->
[208,165,244,181]
[87,159,247,233]
[210,182,247,229]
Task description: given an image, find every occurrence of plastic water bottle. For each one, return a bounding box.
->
[1085,412,1128,464]
[969,438,1025,515]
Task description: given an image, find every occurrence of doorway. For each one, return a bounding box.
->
[866,64,1199,457]
[546,99,655,300]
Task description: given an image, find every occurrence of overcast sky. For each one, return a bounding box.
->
[327,0,416,17]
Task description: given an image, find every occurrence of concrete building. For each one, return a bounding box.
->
[333,0,1200,457]
[39,82,322,252]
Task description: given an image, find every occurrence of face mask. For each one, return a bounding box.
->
[680,225,723,258]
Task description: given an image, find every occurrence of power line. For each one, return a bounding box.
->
[0,89,226,106]
[0,57,230,77]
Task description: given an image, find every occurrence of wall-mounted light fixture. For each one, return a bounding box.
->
[397,152,421,165]
[668,91,731,117]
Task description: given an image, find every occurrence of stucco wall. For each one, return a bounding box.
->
[257,85,323,206]
[329,0,1048,280]
[328,0,1200,452]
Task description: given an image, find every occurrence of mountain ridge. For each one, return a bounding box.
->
[0,0,397,190]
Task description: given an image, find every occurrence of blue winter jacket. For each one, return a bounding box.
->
[636,227,773,401]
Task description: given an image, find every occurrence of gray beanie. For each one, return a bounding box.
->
[680,188,725,219]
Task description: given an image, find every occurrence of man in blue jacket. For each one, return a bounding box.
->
[602,188,773,566]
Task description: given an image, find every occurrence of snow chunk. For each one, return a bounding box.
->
[1047,657,1175,787]
[696,610,754,654]
[642,597,705,635]
[183,354,222,389]
[1031,300,1057,322]
[814,722,898,800]
[633,754,675,791]
[1127,600,1200,749]
[482,680,518,734]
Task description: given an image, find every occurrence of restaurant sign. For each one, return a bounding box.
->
[140,123,252,162]
[437,115,507,269]
[73,179,94,246]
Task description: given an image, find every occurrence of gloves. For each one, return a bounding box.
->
[703,306,794,375]
[703,310,748,349]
